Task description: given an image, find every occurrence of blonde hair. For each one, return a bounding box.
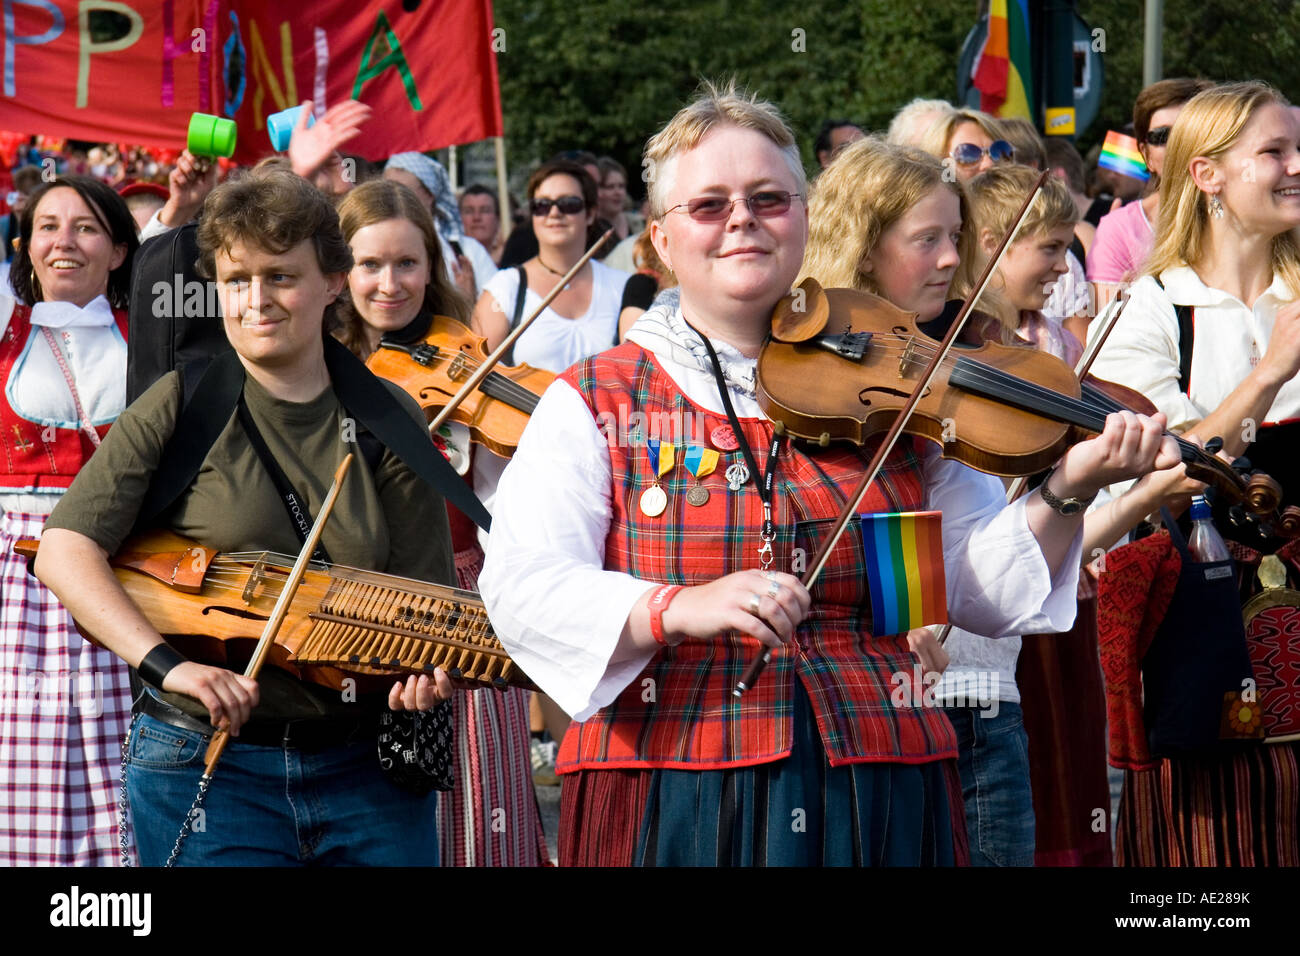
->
[800,137,972,294]
[917,109,1007,162]
[643,78,805,219]
[333,179,472,359]
[954,163,1077,335]
[886,98,958,147]
[1146,81,1300,296]
[997,116,1045,170]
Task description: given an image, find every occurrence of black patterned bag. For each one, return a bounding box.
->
[377,703,455,794]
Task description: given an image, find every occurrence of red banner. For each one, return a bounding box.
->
[0,0,502,163]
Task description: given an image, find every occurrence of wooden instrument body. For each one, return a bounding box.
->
[365,315,554,458]
[757,288,1084,477]
[17,530,535,692]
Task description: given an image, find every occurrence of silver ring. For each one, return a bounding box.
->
[747,593,762,616]
[766,579,782,600]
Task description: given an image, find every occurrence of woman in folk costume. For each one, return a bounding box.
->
[0,176,138,865]
[478,81,1180,866]
[334,179,549,866]
[1087,81,1300,865]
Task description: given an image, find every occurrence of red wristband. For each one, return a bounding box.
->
[647,585,684,646]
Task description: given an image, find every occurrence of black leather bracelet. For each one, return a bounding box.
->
[137,643,187,689]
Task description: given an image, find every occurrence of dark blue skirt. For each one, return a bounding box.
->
[628,685,966,866]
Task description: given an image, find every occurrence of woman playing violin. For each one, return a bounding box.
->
[478,81,1179,866]
[335,179,550,867]
[1087,80,1300,866]
[34,166,457,866]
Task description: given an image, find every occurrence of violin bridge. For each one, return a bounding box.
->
[242,554,268,605]
[898,337,917,378]
[448,353,469,381]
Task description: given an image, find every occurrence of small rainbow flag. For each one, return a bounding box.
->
[1098,130,1149,182]
[860,511,948,636]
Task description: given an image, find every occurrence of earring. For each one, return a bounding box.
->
[1209,194,1225,220]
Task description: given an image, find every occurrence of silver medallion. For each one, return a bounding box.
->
[725,461,750,491]
[639,484,668,517]
[686,484,710,507]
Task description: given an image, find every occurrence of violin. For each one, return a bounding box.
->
[15,530,536,693]
[366,315,555,459]
[756,279,1280,514]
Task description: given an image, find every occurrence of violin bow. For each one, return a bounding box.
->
[935,290,1131,645]
[164,453,353,867]
[426,229,616,438]
[735,172,1052,696]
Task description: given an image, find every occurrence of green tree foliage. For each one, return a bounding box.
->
[492,0,1300,188]
[1074,1,1300,150]
[492,0,973,191]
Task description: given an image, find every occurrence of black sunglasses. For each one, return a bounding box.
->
[530,195,585,217]
[1144,126,1172,147]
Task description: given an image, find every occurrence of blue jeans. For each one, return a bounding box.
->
[126,713,439,866]
[943,702,1035,866]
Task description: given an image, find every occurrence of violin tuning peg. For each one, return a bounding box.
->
[1204,436,1224,455]
[1232,457,1252,472]
[1228,504,1248,527]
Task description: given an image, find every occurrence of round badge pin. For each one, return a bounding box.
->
[710,425,740,452]
[686,484,710,507]
[639,484,668,517]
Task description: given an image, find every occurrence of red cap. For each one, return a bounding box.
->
[116,180,169,201]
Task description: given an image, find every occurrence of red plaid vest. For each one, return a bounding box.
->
[0,304,127,493]
[557,345,959,771]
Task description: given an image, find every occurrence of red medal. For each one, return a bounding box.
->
[710,425,739,451]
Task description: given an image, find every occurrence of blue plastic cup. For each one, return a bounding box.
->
[267,105,316,152]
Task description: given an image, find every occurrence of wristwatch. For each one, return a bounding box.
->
[1039,468,1096,516]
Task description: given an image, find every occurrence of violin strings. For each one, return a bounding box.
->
[808,333,1216,468]
[391,346,542,410]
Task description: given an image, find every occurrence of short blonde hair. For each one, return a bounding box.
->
[955,164,1077,333]
[886,98,958,147]
[643,79,805,219]
[917,109,1008,162]
[800,137,972,294]
[1147,81,1300,297]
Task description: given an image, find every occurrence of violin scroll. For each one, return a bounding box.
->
[1244,472,1284,516]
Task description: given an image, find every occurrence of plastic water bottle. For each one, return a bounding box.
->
[1187,495,1231,563]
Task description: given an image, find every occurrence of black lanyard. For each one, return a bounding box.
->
[236,395,333,564]
[687,321,782,568]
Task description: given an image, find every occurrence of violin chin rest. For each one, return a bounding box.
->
[770,277,830,343]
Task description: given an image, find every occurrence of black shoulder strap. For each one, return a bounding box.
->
[235,395,332,563]
[502,264,527,367]
[322,337,491,531]
[1153,276,1195,393]
[132,350,245,535]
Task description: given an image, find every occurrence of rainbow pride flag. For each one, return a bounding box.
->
[1098,130,1150,182]
[971,0,1034,120]
[860,511,948,636]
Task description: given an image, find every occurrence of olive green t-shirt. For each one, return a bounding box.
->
[45,368,455,720]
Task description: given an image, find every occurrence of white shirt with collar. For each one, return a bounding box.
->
[478,307,1083,720]
[1087,266,1300,432]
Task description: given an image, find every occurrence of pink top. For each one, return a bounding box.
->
[1086,200,1153,284]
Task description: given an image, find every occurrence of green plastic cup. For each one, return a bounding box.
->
[187,112,237,158]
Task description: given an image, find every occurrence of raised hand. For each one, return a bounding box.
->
[287,98,373,191]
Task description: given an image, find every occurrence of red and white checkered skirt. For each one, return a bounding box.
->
[0,509,135,866]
